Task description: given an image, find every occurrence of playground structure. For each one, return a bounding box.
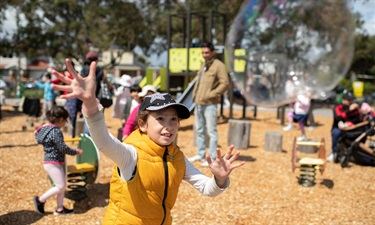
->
[166,10,227,93]
[158,10,255,118]
[292,138,326,187]
[50,134,100,201]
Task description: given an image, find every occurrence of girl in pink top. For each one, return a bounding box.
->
[121,85,156,141]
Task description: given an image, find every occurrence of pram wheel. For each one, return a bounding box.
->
[337,141,349,166]
[334,152,340,163]
[340,154,349,168]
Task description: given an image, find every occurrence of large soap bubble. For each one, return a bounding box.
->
[225,0,355,107]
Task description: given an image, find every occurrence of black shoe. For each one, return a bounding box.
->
[33,196,45,215]
[54,207,74,216]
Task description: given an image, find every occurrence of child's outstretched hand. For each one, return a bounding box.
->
[51,59,98,110]
[206,145,245,188]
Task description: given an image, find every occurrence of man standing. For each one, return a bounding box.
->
[189,41,229,167]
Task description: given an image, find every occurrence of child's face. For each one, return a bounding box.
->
[131,91,140,101]
[139,107,179,146]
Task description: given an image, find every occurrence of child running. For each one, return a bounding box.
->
[33,106,83,216]
[51,59,245,224]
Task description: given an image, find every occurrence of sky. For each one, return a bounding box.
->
[1,0,374,66]
[350,0,375,35]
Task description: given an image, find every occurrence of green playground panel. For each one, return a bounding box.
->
[77,133,99,167]
[140,67,167,91]
[76,133,100,184]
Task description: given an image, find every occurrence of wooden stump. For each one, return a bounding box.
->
[264,131,283,152]
[227,119,251,150]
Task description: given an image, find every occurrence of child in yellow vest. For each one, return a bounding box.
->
[51,59,245,224]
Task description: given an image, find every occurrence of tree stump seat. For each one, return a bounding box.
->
[227,119,251,150]
[264,131,283,152]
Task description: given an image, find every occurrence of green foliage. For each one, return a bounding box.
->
[2,0,152,63]
[348,34,375,77]
[339,78,375,95]
[338,78,352,91]
[363,81,375,94]
[1,0,374,80]
[1,0,245,60]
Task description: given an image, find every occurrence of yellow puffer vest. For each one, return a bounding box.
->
[103,129,186,225]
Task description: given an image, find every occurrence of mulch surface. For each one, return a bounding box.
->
[0,104,374,225]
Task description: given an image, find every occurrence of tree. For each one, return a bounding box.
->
[349,34,375,77]
[1,0,245,63]
[1,0,151,65]
[4,0,372,80]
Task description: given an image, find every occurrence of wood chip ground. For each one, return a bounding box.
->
[0,105,374,225]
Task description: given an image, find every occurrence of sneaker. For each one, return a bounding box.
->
[188,155,204,162]
[326,153,335,162]
[297,135,306,141]
[283,124,293,131]
[54,207,74,216]
[200,160,209,167]
[33,196,45,215]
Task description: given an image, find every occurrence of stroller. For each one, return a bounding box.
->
[336,121,375,167]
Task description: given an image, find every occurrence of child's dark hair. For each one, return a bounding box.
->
[46,106,70,124]
[45,73,52,80]
[130,84,141,93]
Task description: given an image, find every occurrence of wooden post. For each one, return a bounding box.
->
[227,119,251,150]
[264,131,283,152]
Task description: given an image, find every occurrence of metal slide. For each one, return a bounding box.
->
[176,76,197,112]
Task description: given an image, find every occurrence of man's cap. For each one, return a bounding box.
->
[139,93,190,119]
[342,91,355,100]
[138,85,157,97]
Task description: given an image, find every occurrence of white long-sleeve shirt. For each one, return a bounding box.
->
[84,110,229,196]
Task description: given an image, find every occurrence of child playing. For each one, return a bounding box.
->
[51,59,245,224]
[35,73,56,120]
[121,84,141,125]
[33,106,83,215]
[361,102,375,122]
[121,84,157,141]
[283,92,311,141]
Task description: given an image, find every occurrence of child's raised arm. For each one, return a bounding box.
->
[51,59,99,116]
